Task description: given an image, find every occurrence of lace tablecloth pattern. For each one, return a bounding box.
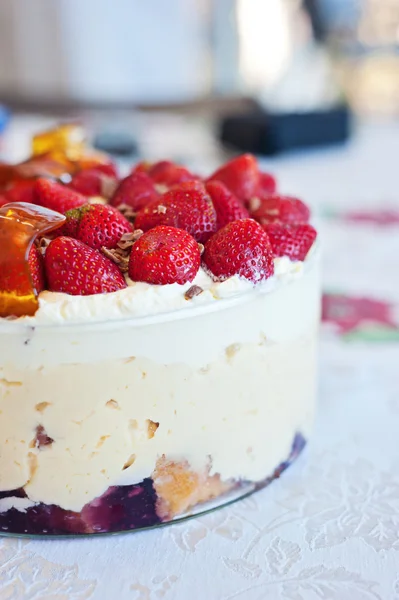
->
[1,121,398,600]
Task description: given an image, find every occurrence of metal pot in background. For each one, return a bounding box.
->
[0,0,350,109]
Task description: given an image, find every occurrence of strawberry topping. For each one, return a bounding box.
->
[69,168,117,198]
[0,135,316,317]
[203,219,274,283]
[249,194,310,225]
[34,178,87,214]
[135,181,217,243]
[263,223,317,261]
[110,172,160,212]
[129,226,200,285]
[257,172,277,197]
[29,245,45,294]
[4,180,36,204]
[45,237,126,295]
[147,161,197,187]
[205,181,249,229]
[61,204,133,250]
[207,154,259,202]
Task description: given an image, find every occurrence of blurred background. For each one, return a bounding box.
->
[0,0,399,168]
[0,2,398,369]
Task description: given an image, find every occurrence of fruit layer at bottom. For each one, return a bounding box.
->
[0,433,305,536]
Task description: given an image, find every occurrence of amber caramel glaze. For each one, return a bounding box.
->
[32,123,86,162]
[15,155,78,181]
[31,123,110,170]
[0,202,65,317]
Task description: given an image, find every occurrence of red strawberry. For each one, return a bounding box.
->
[249,194,310,225]
[90,161,119,178]
[110,172,160,212]
[4,180,36,204]
[69,168,117,198]
[148,161,197,187]
[257,172,277,197]
[61,204,133,250]
[45,236,126,295]
[263,223,317,261]
[0,193,9,207]
[170,180,205,193]
[0,243,44,301]
[207,154,259,202]
[135,181,217,243]
[28,244,45,294]
[131,161,151,175]
[57,208,81,238]
[129,225,200,285]
[203,219,274,283]
[34,178,86,214]
[205,181,249,229]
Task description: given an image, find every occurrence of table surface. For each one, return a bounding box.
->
[1,118,398,600]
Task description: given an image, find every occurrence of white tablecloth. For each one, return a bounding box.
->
[1,120,398,600]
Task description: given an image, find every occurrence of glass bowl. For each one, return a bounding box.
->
[0,249,320,536]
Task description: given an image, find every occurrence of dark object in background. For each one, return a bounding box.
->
[303,0,328,42]
[94,130,138,158]
[219,104,351,156]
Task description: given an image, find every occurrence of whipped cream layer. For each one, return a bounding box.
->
[0,249,321,513]
[14,255,307,325]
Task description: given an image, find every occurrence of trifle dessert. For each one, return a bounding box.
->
[0,125,320,536]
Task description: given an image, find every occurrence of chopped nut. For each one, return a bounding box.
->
[106,399,120,410]
[96,435,110,449]
[120,231,136,242]
[155,184,168,194]
[132,229,144,241]
[123,453,136,470]
[101,247,130,273]
[248,197,261,212]
[117,229,143,250]
[100,176,118,199]
[147,420,159,439]
[31,425,54,449]
[88,196,107,205]
[118,204,137,223]
[37,237,51,254]
[225,343,241,359]
[35,402,51,413]
[101,229,144,272]
[117,239,134,251]
[184,285,204,300]
[157,204,167,214]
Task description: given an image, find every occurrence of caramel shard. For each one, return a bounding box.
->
[0,202,65,317]
[32,123,86,161]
